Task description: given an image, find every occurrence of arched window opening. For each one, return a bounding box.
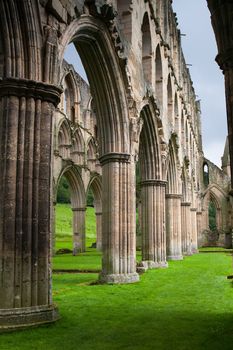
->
[203,163,209,187]
[142,13,152,85]
[58,120,71,159]
[71,128,85,164]
[174,93,179,133]
[167,75,173,127]
[155,45,163,106]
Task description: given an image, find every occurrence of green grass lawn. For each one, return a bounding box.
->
[55,204,96,251]
[1,253,233,350]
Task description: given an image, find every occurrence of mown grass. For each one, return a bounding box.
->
[55,204,96,251]
[1,253,233,350]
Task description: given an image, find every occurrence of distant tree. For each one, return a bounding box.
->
[87,188,94,207]
[209,200,217,231]
[57,176,71,203]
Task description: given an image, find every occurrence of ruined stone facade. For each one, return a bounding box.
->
[0,0,231,331]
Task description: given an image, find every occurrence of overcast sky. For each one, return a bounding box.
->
[64,1,227,167]
[172,0,227,167]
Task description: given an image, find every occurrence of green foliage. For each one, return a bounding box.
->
[209,201,217,231]
[57,176,71,203]
[86,188,94,207]
[1,253,233,349]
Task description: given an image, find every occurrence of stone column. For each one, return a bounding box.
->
[181,202,192,255]
[95,211,102,251]
[190,207,198,253]
[140,180,167,270]
[72,207,86,255]
[166,194,183,260]
[0,77,61,330]
[99,153,139,283]
[196,210,203,247]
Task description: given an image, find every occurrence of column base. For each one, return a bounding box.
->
[0,304,60,333]
[167,255,183,261]
[137,260,168,272]
[99,272,139,284]
[192,248,199,254]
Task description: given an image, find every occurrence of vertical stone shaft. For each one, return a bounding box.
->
[166,194,183,260]
[95,212,102,250]
[72,208,86,254]
[0,78,61,328]
[190,208,198,253]
[99,153,139,283]
[181,202,192,255]
[196,211,203,247]
[141,180,167,268]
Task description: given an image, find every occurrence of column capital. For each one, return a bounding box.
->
[181,202,191,207]
[140,179,167,187]
[95,212,102,216]
[0,77,62,106]
[165,193,182,199]
[72,207,86,212]
[99,152,130,165]
[190,208,197,212]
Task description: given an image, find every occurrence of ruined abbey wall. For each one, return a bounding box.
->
[0,0,232,330]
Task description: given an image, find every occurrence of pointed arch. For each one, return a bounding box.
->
[167,74,173,127]
[166,140,180,194]
[71,127,85,164]
[62,69,80,123]
[56,165,86,209]
[58,119,72,159]
[87,175,102,213]
[139,104,162,180]
[141,13,152,85]
[58,16,130,155]
[87,137,98,172]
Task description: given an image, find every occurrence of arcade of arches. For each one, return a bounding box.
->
[0,0,233,331]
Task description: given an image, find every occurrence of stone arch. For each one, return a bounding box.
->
[58,15,130,155]
[141,12,152,86]
[0,1,42,80]
[58,118,72,160]
[71,127,85,165]
[203,161,210,187]
[138,103,167,269]
[55,165,86,254]
[155,45,163,107]
[174,93,179,133]
[166,140,180,194]
[166,139,183,260]
[87,175,102,250]
[139,104,162,180]
[61,70,80,123]
[87,137,98,172]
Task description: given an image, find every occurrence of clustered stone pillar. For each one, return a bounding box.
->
[99,153,139,283]
[95,211,102,250]
[72,207,86,255]
[140,180,167,269]
[181,202,192,255]
[190,207,198,253]
[0,78,61,330]
[166,194,183,260]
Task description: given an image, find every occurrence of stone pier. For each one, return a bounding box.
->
[72,207,86,254]
[181,202,192,255]
[99,153,139,284]
[166,194,183,260]
[140,180,167,270]
[0,78,61,329]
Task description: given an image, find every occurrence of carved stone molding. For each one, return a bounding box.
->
[99,152,130,165]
